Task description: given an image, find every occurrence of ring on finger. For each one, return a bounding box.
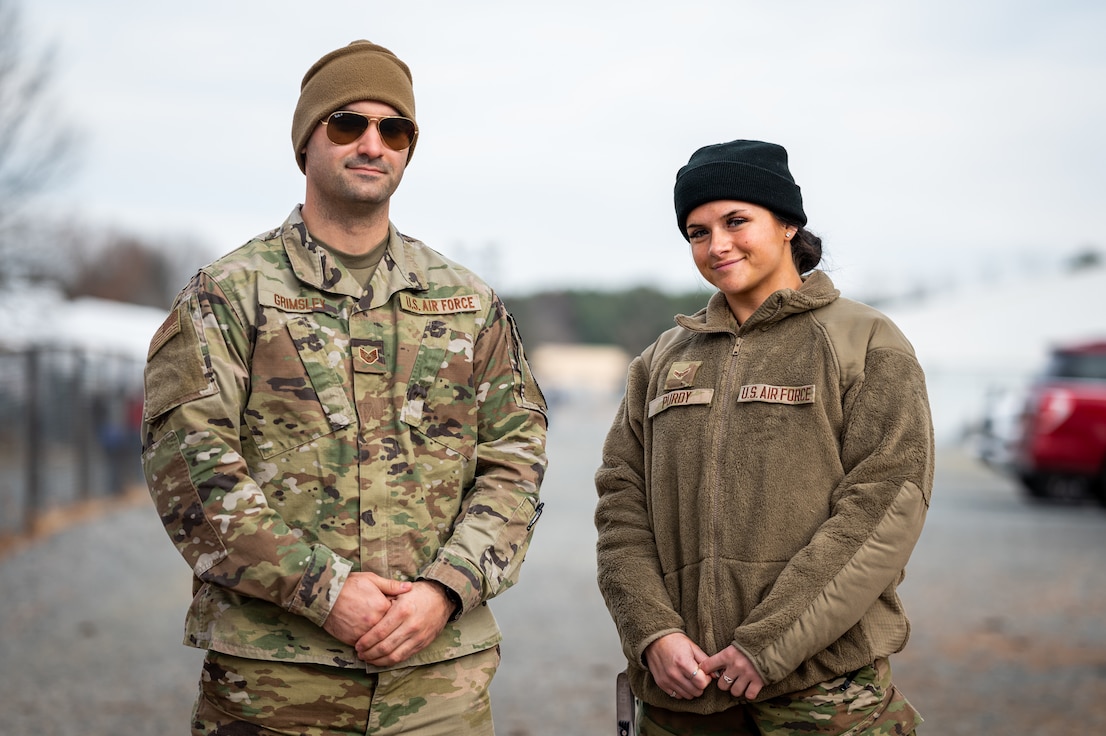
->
[722,674,735,684]
[671,689,678,697]
[689,668,699,678]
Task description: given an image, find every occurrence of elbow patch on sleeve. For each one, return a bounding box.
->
[144,305,217,420]
[753,481,928,683]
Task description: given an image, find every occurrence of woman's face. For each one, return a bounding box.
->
[685,200,802,323]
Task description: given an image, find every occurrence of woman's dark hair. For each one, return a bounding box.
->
[778,217,822,274]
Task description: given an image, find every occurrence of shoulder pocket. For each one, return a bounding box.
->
[144,306,216,421]
[507,313,547,414]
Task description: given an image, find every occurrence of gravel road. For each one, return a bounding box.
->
[2,398,1104,735]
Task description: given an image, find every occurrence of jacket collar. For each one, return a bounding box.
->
[677,270,841,334]
[279,206,428,305]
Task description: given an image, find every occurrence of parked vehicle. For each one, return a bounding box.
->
[1014,340,1106,504]
[974,385,1027,470]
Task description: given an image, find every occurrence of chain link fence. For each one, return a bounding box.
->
[0,346,144,536]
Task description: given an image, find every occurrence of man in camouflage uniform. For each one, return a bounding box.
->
[141,40,548,735]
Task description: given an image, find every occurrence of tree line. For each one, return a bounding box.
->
[503,287,712,355]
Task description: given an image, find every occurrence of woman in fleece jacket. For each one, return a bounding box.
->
[595,139,933,735]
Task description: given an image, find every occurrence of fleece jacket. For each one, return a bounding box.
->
[594,270,934,713]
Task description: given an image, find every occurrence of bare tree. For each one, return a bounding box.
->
[62,229,180,309]
[0,0,79,246]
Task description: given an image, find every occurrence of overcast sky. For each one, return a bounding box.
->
[20,0,1106,298]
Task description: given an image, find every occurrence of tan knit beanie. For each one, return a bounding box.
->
[292,40,417,173]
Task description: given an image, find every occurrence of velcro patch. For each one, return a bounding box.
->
[664,361,702,390]
[268,293,336,313]
[147,308,182,360]
[737,383,815,405]
[648,388,714,417]
[353,343,387,374]
[400,292,482,315]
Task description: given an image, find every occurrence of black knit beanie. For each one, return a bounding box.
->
[673,139,806,239]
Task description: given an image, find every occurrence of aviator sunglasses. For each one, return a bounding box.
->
[321,111,418,150]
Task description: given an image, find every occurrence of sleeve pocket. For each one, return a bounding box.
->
[144,306,217,421]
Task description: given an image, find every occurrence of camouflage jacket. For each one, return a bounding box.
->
[141,207,548,670]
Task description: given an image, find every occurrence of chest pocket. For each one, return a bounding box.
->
[400,318,478,458]
[245,311,355,458]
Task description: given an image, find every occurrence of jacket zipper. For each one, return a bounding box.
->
[708,334,743,653]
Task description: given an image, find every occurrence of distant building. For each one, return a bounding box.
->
[528,344,630,405]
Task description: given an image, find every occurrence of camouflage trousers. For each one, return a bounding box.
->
[191,646,499,735]
[639,658,921,735]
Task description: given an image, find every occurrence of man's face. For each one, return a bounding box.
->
[302,100,410,210]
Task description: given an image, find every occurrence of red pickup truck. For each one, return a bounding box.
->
[1014,340,1106,504]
